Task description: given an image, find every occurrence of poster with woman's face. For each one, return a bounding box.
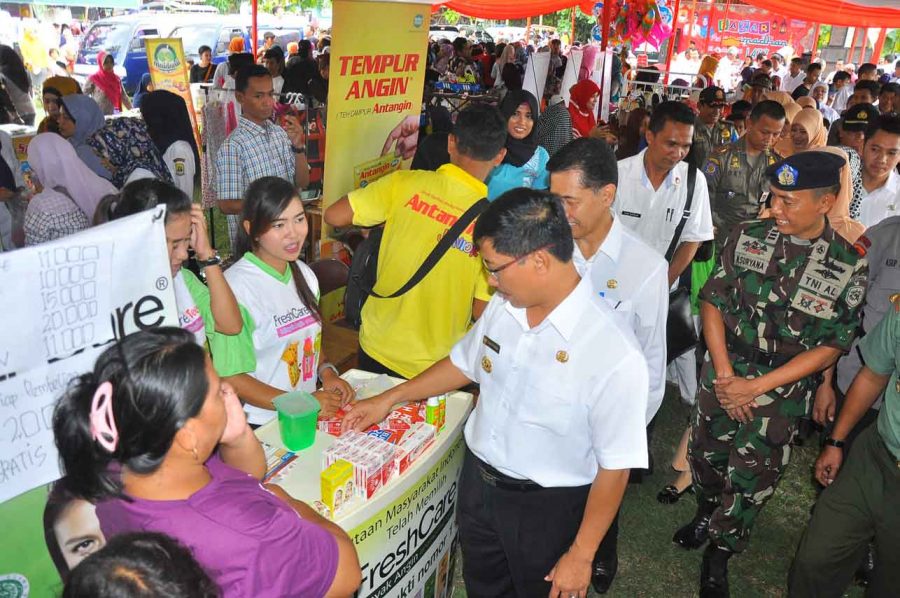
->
[43,478,106,581]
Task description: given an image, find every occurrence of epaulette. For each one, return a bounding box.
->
[891,293,900,313]
[852,235,871,258]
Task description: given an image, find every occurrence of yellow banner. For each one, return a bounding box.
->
[145,38,201,151]
[323,0,429,219]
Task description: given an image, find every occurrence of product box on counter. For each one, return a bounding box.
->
[323,432,398,500]
[394,422,436,475]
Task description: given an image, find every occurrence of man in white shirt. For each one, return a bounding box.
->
[780,57,805,93]
[857,114,900,227]
[615,101,714,406]
[770,53,788,84]
[548,138,669,594]
[831,71,853,113]
[344,189,649,598]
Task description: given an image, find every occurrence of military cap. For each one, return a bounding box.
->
[842,103,879,131]
[766,151,846,191]
[699,86,727,106]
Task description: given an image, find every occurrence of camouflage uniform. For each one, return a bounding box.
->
[704,138,781,246]
[689,219,868,552]
[693,117,738,175]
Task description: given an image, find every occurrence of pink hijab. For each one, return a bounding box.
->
[88,50,123,110]
[28,133,118,220]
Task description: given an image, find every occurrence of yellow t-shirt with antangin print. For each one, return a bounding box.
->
[349,163,491,379]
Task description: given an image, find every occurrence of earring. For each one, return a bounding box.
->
[192,446,199,462]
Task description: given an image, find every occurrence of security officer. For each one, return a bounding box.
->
[673,151,869,598]
[789,295,900,597]
[704,99,785,247]
[693,87,739,170]
[343,189,649,598]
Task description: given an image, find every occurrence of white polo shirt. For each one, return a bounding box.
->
[450,277,649,487]
[572,216,668,423]
[614,150,715,259]
[781,71,805,93]
[857,170,900,228]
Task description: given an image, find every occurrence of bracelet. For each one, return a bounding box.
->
[824,437,845,449]
[318,363,338,379]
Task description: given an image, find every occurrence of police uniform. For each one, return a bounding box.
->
[693,87,739,171]
[450,277,649,596]
[704,137,781,246]
[790,296,900,597]
[687,153,868,558]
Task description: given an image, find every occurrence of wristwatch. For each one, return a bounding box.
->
[823,437,845,449]
[291,145,306,154]
[197,252,222,270]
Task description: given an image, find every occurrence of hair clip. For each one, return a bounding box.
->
[89,381,118,453]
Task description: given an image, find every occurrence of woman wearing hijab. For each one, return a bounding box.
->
[491,44,515,87]
[774,100,803,157]
[214,37,245,87]
[0,129,25,250]
[568,79,601,139]
[37,76,81,134]
[140,90,200,198]
[24,133,117,246]
[810,146,866,243]
[0,44,35,125]
[811,81,840,125]
[789,107,828,154]
[131,73,153,109]
[58,95,111,180]
[87,117,173,189]
[84,51,131,115]
[486,89,549,200]
[693,55,719,88]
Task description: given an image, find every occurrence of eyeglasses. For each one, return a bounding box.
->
[482,243,554,279]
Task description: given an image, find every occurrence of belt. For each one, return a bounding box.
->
[725,330,799,369]
[473,455,543,492]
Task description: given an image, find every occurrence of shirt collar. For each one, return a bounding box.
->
[504,276,592,342]
[238,116,275,135]
[436,163,488,197]
[638,149,680,189]
[883,170,900,193]
[244,251,292,283]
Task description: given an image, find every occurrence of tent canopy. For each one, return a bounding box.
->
[436,0,900,28]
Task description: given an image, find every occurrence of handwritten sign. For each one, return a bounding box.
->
[0,208,177,503]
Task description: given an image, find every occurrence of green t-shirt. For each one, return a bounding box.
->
[860,299,900,461]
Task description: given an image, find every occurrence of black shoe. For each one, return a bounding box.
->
[673,499,717,550]
[853,543,875,587]
[657,483,694,505]
[699,544,732,598]
[591,553,618,594]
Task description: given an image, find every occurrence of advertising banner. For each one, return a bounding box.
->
[322,0,430,218]
[350,434,464,598]
[145,38,201,149]
[0,209,178,597]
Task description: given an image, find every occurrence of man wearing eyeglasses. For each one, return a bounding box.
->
[344,188,649,598]
[215,64,310,247]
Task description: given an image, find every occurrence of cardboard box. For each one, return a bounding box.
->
[320,459,355,516]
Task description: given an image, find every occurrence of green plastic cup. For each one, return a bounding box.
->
[273,391,321,451]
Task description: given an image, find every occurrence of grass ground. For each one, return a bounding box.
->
[448,389,865,598]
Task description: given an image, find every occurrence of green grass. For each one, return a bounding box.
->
[449,389,865,597]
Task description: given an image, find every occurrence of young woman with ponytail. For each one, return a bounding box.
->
[209,177,355,426]
[52,327,361,597]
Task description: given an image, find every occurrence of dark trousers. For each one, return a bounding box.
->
[458,449,591,598]
[356,348,405,379]
[789,426,900,597]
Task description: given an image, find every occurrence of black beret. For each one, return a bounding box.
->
[766,151,846,191]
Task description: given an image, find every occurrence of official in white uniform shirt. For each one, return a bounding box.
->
[548,138,668,594]
[857,114,900,228]
[344,189,649,598]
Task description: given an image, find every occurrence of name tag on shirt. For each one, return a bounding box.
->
[621,210,642,219]
[483,335,501,354]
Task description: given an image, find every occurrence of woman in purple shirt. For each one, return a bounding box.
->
[52,327,361,597]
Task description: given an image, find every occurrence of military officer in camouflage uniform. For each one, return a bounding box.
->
[693,87,739,170]
[704,100,785,247]
[673,151,869,598]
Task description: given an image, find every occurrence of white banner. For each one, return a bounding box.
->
[560,48,583,108]
[0,208,178,503]
[522,51,551,104]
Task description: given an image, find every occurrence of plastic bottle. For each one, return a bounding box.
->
[425,396,440,431]
[437,395,446,431]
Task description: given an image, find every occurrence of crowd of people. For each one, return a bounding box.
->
[0,15,898,598]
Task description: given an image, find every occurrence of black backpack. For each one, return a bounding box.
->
[344,198,489,329]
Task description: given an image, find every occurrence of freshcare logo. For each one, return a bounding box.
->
[152,44,181,73]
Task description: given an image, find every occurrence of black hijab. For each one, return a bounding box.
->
[499,89,539,168]
[139,90,200,183]
[0,45,30,92]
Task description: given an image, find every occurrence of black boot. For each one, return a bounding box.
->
[673,497,717,549]
[699,544,732,598]
[591,552,618,594]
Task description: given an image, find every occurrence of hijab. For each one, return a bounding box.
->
[140,90,200,180]
[42,76,81,97]
[499,89,540,168]
[792,107,827,151]
[132,73,152,109]
[775,100,803,157]
[88,51,123,110]
[796,96,817,109]
[62,95,106,147]
[806,146,865,243]
[568,79,601,138]
[0,44,30,92]
[27,133,117,220]
[87,117,173,188]
[228,37,245,53]
[762,90,795,107]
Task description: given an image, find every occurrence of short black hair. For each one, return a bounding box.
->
[235,64,271,93]
[791,57,803,65]
[648,101,695,134]
[858,63,877,77]
[853,80,881,99]
[750,100,786,122]
[807,62,822,73]
[729,100,752,119]
[833,71,852,83]
[198,45,211,55]
[864,113,900,141]
[62,532,218,598]
[227,52,254,77]
[546,138,618,191]
[474,188,573,263]
[451,104,507,161]
[761,59,773,68]
[452,36,468,54]
[880,82,900,96]
[263,31,276,39]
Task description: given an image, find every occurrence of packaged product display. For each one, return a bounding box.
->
[321,459,355,516]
